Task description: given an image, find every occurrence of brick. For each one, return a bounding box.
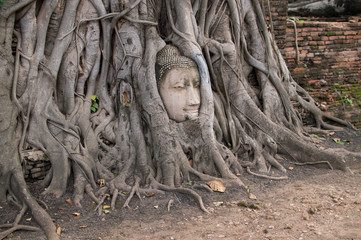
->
[345,31,357,35]
[321,36,329,41]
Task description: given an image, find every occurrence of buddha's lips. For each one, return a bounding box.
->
[184,109,199,114]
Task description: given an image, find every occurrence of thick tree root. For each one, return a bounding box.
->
[246,167,288,180]
[290,161,333,170]
[0,225,40,240]
[151,179,210,214]
[123,178,142,209]
[0,205,40,240]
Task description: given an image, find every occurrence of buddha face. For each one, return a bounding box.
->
[159,67,200,122]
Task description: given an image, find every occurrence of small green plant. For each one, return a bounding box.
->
[186,180,193,185]
[288,17,305,23]
[237,201,260,210]
[91,95,99,113]
[343,95,353,106]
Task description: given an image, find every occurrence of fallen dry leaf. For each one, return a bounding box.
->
[302,211,310,221]
[103,205,111,209]
[86,202,96,211]
[97,179,105,187]
[333,138,341,143]
[73,212,81,216]
[288,167,294,171]
[329,132,335,136]
[122,91,132,107]
[146,193,155,197]
[249,193,257,200]
[207,180,226,193]
[58,207,68,211]
[56,226,61,236]
[213,201,224,206]
[80,225,87,228]
[66,198,72,206]
[103,209,111,214]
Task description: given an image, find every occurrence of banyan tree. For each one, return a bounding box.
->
[0,0,360,239]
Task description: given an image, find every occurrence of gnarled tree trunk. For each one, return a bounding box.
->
[0,0,360,239]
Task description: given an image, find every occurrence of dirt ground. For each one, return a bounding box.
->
[1,129,361,240]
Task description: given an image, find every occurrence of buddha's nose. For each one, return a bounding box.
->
[187,87,200,106]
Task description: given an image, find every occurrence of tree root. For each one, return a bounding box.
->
[290,161,333,170]
[167,199,174,212]
[0,225,40,240]
[246,167,288,180]
[150,179,209,213]
[123,178,142,209]
[0,204,40,240]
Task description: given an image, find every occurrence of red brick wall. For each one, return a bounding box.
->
[281,21,361,127]
[265,0,289,49]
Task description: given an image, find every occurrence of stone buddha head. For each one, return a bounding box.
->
[156,45,200,122]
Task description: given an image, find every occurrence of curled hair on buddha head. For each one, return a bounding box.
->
[155,45,197,86]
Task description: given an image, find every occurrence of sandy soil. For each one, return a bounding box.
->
[1,129,361,240]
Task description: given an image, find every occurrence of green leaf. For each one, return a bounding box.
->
[91,95,99,101]
[311,134,319,138]
[91,107,96,113]
[93,102,99,109]
[336,140,344,145]
[345,99,353,105]
[186,181,192,185]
